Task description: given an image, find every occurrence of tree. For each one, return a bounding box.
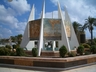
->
[11,34,22,45]
[10,36,17,43]
[72,21,82,36]
[17,34,22,45]
[0,39,9,44]
[84,16,96,45]
[79,24,87,32]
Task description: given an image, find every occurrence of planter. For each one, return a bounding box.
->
[0,54,96,68]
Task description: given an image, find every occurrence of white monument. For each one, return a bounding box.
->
[20,1,79,56]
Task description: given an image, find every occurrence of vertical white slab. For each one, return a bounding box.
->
[52,11,56,51]
[20,5,35,49]
[20,24,29,48]
[28,4,35,49]
[28,5,35,22]
[58,2,70,52]
[64,6,79,50]
[52,41,55,51]
[38,1,45,56]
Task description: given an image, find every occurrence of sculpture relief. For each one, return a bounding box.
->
[29,19,41,40]
[44,19,61,40]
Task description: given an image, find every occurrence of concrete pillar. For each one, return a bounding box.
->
[38,1,45,56]
[52,41,56,51]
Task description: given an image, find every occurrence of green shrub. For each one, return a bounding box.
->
[16,44,20,48]
[32,48,38,57]
[68,51,76,57]
[59,45,67,57]
[90,45,96,54]
[12,45,17,49]
[82,43,90,48]
[77,45,84,55]
[92,41,96,45]
[16,48,25,56]
[5,45,11,49]
[0,48,5,55]
[85,51,91,55]
[4,48,11,55]
[0,48,11,56]
[10,51,16,56]
[86,42,91,46]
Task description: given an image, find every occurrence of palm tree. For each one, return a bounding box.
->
[84,16,96,45]
[79,24,87,32]
[72,21,82,36]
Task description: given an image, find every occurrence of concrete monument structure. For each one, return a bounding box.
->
[20,1,79,56]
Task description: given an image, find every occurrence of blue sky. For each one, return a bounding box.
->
[0,0,96,39]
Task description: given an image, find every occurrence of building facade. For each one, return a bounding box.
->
[20,1,79,56]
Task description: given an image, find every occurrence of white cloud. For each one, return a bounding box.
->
[45,10,66,19]
[0,5,15,16]
[0,0,30,37]
[50,0,96,23]
[8,0,30,15]
[45,11,58,18]
[85,0,96,7]
[16,22,27,34]
[0,5,18,28]
[0,25,12,38]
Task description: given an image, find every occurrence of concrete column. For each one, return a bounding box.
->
[38,1,45,56]
[52,41,56,51]
[58,2,71,52]
[20,5,35,50]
